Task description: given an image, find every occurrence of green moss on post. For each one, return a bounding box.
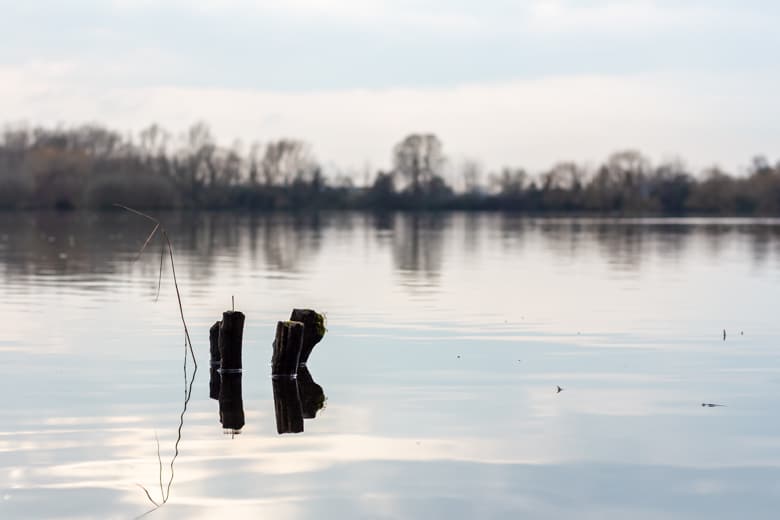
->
[290,309,326,365]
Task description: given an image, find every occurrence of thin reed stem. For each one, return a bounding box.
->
[114,204,197,369]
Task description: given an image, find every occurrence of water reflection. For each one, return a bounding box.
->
[297,365,326,419]
[391,213,447,290]
[219,373,245,435]
[137,349,197,518]
[273,366,327,434]
[5,212,780,519]
[4,213,780,292]
[256,213,322,272]
[272,378,303,434]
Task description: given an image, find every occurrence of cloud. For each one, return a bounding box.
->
[101,0,775,38]
[525,0,766,34]
[0,0,776,91]
[0,1,776,174]
[1,62,776,174]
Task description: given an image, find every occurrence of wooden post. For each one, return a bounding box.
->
[290,309,325,365]
[209,320,221,363]
[272,320,304,377]
[297,364,326,419]
[209,320,221,400]
[272,378,303,434]
[219,311,245,371]
[209,367,220,401]
[219,372,245,433]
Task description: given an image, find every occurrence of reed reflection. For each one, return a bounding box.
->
[136,347,197,519]
[273,365,327,434]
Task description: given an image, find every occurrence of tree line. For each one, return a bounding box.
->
[0,122,778,214]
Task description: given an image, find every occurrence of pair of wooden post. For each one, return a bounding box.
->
[208,308,326,435]
[210,308,322,377]
[271,309,325,377]
[271,309,326,434]
[210,311,246,433]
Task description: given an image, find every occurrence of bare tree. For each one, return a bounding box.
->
[540,162,588,209]
[541,162,587,191]
[260,139,316,186]
[392,134,444,196]
[587,150,652,210]
[460,159,483,194]
[139,124,170,159]
[248,141,262,186]
[491,167,528,196]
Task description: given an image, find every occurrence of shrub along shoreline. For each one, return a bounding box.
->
[1,123,778,215]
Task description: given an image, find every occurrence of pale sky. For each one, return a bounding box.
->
[0,0,778,177]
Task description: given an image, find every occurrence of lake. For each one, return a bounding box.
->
[2,212,780,519]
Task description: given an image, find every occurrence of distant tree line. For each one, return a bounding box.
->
[0,122,779,214]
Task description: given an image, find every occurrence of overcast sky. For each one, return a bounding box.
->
[0,0,777,176]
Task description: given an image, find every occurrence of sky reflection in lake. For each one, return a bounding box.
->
[1,212,780,519]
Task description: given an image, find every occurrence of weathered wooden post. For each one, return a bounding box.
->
[219,311,245,371]
[208,308,246,434]
[219,372,245,434]
[209,368,221,400]
[209,320,221,362]
[271,320,304,377]
[209,320,221,400]
[272,378,303,434]
[269,309,327,433]
[290,309,326,365]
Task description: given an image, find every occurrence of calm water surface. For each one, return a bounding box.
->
[2,212,780,519]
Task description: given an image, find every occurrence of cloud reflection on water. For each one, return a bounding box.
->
[3,214,780,518]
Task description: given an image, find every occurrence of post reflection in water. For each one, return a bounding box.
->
[273,365,327,434]
[297,365,326,419]
[219,373,245,435]
[6,213,780,519]
[273,378,303,434]
[210,368,246,435]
